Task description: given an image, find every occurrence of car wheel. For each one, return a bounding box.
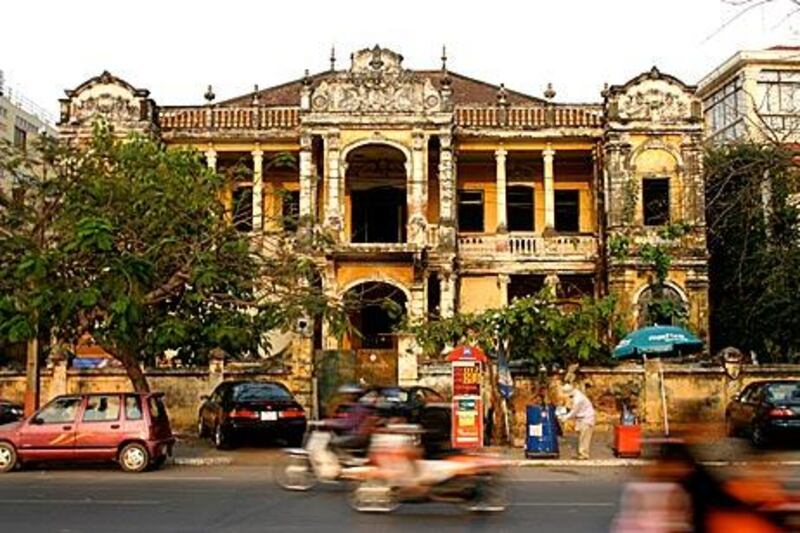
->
[119,443,150,473]
[751,423,768,448]
[214,423,232,450]
[197,416,208,439]
[0,442,17,473]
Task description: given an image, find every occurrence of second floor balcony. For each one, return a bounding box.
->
[457,232,598,263]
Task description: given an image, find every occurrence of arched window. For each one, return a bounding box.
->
[637,284,687,327]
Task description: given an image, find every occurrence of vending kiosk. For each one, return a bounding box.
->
[447,345,487,449]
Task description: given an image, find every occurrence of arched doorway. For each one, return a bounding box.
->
[344,281,408,386]
[636,283,688,327]
[346,144,407,243]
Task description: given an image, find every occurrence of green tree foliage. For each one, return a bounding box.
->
[0,126,339,391]
[405,292,624,366]
[706,141,800,361]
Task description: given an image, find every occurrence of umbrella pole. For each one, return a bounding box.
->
[658,360,669,436]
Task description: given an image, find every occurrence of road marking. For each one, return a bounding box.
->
[511,502,615,507]
[0,499,160,505]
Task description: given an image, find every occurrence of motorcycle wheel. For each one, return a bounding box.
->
[349,481,399,513]
[464,477,508,513]
[274,455,317,491]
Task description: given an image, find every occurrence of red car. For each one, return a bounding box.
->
[0,392,175,473]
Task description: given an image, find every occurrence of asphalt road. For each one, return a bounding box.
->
[0,465,629,533]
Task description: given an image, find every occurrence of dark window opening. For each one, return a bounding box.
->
[232,186,253,232]
[643,178,670,226]
[427,274,441,318]
[457,190,484,232]
[508,275,545,301]
[557,275,595,300]
[282,190,300,232]
[351,187,406,243]
[507,186,534,232]
[554,190,580,233]
[13,127,27,150]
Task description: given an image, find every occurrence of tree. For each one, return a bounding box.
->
[0,125,340,391]
[705,141,800,361]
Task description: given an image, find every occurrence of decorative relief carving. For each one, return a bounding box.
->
[72,94,141,124]
[606,67,697,125]
[310,45,444,114]
[618,85,690,123]
[60,71,155,133]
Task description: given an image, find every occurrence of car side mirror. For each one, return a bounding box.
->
[30,417,44,425]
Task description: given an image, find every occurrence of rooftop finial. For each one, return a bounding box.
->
[302,69,311,87]
[441,45,448,71]
[601,82,610,98]
[204,84,215,104]
[497,83,508,106]
[330,45,336,72]
[544,82,556,100]
[252,84,260,106]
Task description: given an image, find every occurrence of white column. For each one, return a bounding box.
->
[439,271,456,318]
[299,134,314,222]
[495,147,508,232]
[438,133,455,223]
[251,149,263,232]
[498,274,510,307]
[204,148,217,171]
[543,144,556,231]
[324,132,342,232]
[438,133,456,249]
[408,132,428,244]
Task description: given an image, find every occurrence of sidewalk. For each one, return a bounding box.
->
[170,429,800,468]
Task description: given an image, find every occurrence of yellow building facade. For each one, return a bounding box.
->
[57,47,709,391]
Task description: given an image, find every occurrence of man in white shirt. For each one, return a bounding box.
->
[560,384,596,460]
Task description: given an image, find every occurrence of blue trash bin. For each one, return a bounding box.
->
[525,405,559,458]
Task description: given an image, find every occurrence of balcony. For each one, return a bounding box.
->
[457,233,598,262]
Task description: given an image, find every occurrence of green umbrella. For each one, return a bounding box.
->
[613,325,703,360]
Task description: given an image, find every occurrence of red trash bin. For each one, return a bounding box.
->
[614,424,642,458]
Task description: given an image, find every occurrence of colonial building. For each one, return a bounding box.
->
[0,69,56,195]
[57,46,709,395]
[699,45,800,143]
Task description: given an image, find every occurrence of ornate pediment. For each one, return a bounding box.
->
[606,67,699,126]
[59,71,156,131]
[309,45,446,114]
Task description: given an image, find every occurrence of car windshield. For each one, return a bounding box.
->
[232,383,292,401]
[766,383,800,402]
[378,389,409,403]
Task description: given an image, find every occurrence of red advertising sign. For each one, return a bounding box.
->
[453,362,482,396]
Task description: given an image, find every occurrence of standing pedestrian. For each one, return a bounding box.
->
[559,384,596,460]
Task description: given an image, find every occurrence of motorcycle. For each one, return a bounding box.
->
[274,421,367,491]
[347,424,508,513]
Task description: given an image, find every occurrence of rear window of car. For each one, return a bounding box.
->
[148,396,168,421]
[232,383,293,401]
[83,395,121,422]
[765,383,800,402]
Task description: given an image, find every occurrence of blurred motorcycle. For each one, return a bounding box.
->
[274,421,367,491]
[347,424,508,513]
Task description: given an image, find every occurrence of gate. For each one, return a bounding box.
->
[355,349,398,388]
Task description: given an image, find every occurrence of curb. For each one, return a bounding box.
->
[170,457,234,467]
[514,459,649,467]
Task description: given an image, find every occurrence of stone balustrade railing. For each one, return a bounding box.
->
[159,106,301,130]
[458,233,598,259]
[455,105,603,129]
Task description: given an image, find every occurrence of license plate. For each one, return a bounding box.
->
[260,411,277,421]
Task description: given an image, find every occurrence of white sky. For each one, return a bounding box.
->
[2,0,798,118]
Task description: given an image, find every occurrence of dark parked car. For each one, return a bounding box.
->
[339,386,452,455]
[726,380,800,446]
[0,399,23,425]
[198,381,307,449]
[0,392,174,473]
